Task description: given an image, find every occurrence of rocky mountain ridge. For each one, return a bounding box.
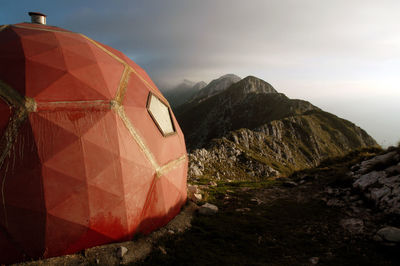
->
[187,73,241,103]
[189,110,377,180]
[176,74,378,180]
[176,76,319,150]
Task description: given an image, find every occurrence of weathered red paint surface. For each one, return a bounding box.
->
[0,22,187,264]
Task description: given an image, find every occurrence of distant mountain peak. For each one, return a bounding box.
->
[192,81,207,91]
[190,74,241,102]
[173,79,196,89]
[231,76,278,95]
[163,79,206,108]
[219,73,241,79]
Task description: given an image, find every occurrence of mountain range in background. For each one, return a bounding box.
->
[162,74,241,109]
[162,79,207,108]
[188,74,241,103]
[165,74,378,180]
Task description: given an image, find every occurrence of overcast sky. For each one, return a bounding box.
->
[1,0,399,146]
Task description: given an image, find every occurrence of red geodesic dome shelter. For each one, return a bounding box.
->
[0,20,187,264]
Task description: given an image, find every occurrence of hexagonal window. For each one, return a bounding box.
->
[147,93,176,136]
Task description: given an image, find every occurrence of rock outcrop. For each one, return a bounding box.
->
[188,111,377,180]
[350,147,400,215]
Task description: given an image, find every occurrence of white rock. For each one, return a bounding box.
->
[193,193,202,201]
[198,203,218,215]
[188,185,203,202]
[117,246,128,258]
[190,165,203,176]
[376,227,400,242]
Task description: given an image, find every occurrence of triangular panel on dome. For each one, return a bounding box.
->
[160,162,188,202]
[86,40,125,98]
[123,174,155,233]
[45,213,91,257]
[20,31,60,58]
[29,112,82,163]
[47,185,90,227]
[81,139,123,196]
[32,68,111,101]
[159,175,185,219]
[123,72,149,108]
[138,177,182,234]
[55,31,92,50]
[86,184,128,239]
[42,166,88,210]
[0,28,26,94]
[26,59,67,96]
[27,46,67,71]
[42,136,87,181]
[67,63,112,99]
[89,39,137,68]
[60,47,98,71]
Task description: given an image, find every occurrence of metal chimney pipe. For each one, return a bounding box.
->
[28,12,47,25]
